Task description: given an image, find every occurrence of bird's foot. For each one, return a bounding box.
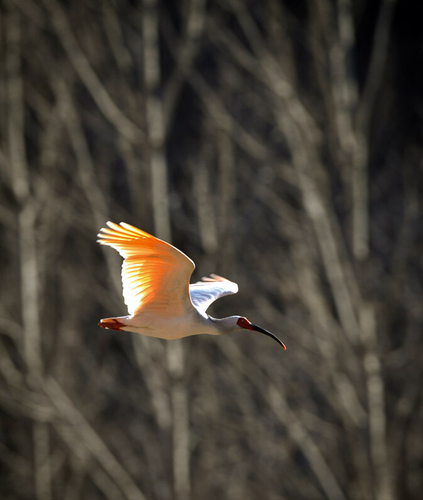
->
[97,318,124,331]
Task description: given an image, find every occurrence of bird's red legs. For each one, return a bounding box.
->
[98,318,124,331]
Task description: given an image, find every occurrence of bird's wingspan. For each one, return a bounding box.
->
[97,222,195,317]
[189,274,238,315]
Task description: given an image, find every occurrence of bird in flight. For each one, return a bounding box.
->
[97,222,286,349]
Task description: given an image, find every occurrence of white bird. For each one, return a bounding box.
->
[97,222,286,349]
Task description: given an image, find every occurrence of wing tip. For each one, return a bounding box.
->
[200,274,238,291]
[98,221,154,240]
[97,221,146,243]
[201,274,229,282]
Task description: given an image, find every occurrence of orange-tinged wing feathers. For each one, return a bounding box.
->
[97,222,195,317]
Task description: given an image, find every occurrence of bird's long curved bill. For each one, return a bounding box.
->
[251,324,287,350]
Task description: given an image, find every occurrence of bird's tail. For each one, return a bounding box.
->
[97,317,125,331]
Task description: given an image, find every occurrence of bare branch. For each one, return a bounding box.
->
[41,0,143,145]
[47,377,147,500]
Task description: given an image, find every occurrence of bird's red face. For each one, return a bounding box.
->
[237,316,287,350]
[237,317,253,330]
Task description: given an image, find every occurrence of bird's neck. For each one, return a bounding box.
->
[207,315,240,334]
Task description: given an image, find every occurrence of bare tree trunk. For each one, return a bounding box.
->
[142,1,190,499]
[6,5,51,500]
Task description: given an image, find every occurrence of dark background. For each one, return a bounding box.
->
[1,1,422,499]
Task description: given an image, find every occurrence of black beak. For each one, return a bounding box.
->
[251,324,287,350]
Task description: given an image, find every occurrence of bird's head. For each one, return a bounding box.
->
[236,316,286,350]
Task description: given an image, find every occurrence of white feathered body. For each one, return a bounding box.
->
[107,285,241,339]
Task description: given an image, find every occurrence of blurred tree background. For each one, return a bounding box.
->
[1,0,422,499]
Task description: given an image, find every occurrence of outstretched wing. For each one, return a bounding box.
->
[189,274,238,315]
[97,222,195,317]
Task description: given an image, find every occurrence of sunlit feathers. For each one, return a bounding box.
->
[97,221,194,317]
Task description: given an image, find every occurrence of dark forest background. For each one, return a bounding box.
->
[1,0,423,499]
